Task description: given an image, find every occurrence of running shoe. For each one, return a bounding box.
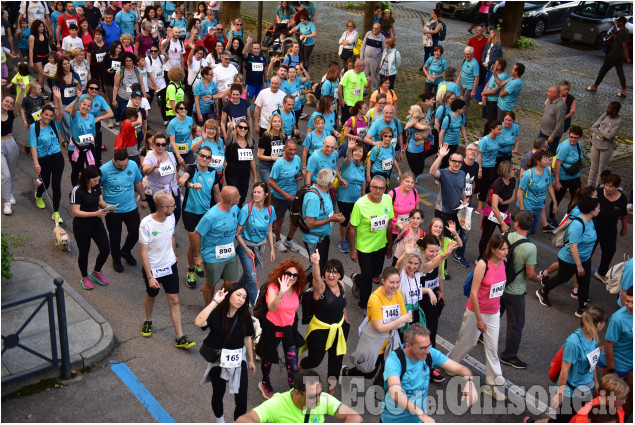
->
[430,368,445,383]
[542,224,556,233]
[570,287,578,299]
[112,260,124,273]
[500,356,527,369]
[3,202,12,215]
[593,272,607,284]
[482,385,506,401]
[258,381,274,399]
[475,208,485,216]
[89,271,109,286]
[194,265,205,277]
[453,254,470,268]
[275,240,288,252]
[521,416,536,423]
[299,113,309,120]
[52,211,63,223]
[187,271,197,289]
[547,217,558,228]
[284,238,301,252]
[120,250,137,266]
[574,308,585,318]
[339,241,350,253]
[175,335,196,349]
[536,289,551,307]
[141,320,152,337]
[80,276,93,290]
[35,192,45,209]
[9,195,15,204]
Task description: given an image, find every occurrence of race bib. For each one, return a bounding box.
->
[238,148,253,161]
[424,276,439,290]
[151,265,172,278]
[397,214,409,222]
[465,182,473,197]
[31,109,42,121]
[271,145,284,157]
[216,242,235,259]
[66,18,77,28]
[152,24,158,33]
[64,87,76,98]
[125,85,132,93]
[252,62,264,72]
[232,116,246,127]
[390,137,397,148]
[77,70,88,82]
[487,211,508,225]
[111,61,121,72]
[586,347,601,370]
[0,51,5,63]
[370,215,388,232]
[95,52,106,63]
[353,87,361,97]
[158,161,176,176]
[224,81,232,91]
[155,69,164,79]
[357,128,368,139]
[210,155,224,168]
[381,158,393,171]
[220,348,242,368]
[78,134,94,145]
[489,280,505,299]
[291,91,300,102]
[382,304,400,324]
[176,143,190,152]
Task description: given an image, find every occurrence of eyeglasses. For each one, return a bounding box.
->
[326,270,339,275]
[237,125,249,130]
[378,101,386,105]
[284,271,299,279]
[449,159,462,164]
[163,204,176,208]
[199,153,212,160]
[371,185,386,191]
[415,343,432,352]
[154,142,167,147]
[88,86,99,90]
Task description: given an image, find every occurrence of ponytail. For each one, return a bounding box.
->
[580,306,606,342]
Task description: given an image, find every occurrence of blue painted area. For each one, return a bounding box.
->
[111,363,176,423]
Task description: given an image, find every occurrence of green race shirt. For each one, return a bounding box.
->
[504,232,537,295]
[340,69,367,106]
[252,389,342,423]
[350,194,394,253]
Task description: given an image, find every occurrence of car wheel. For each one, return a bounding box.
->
[532,19,547,38]
[561,33,572,43]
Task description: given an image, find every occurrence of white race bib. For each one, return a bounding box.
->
[125,85,132,93]
[238,148,253,161]
[64,86,76,98]
[210,155,224,168]
[487,210,508,225]
[78,134,94,145]
[465,182,473,197]
[158,161,176,176]
[252,62,264,72]
[489,280,506,299]
[356,128,368,139]
[77,70,88,82]
[155,69,164,79]
[152,24,158,33]
[271,145,284,157]
[586,347,601,371]
[111,61,121,72]
[291,91,300,102]
[95,52,106,63]
[424,276,439,290]
[220,348,242,368]
[381,157,393,171]
[215,242,235,259]
[152,265,172,278]
[390,137,397,148]
[176,143,190,152]
[353,87,361,97]
[397,214,409,222]
[382,304,400,324]
[31,109,42,121]
[370,215,388,232]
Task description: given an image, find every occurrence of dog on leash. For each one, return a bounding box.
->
[252,316,262,361]
[53,221,71,252]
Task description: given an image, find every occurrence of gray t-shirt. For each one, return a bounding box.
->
[435,168,466,213]
[116,68,140,100]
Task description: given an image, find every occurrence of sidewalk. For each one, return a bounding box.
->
[1,258,114,396]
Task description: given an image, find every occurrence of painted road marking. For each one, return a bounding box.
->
[111,362,176,423]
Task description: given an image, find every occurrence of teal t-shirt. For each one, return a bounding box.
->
[368,117,402,147]
[281,78,303,110]
[618,259,633,307]
[479,134,499,168]
[278,110,296,135]
[558,217,596,264]
[195,204,240,263]
[556,139,583,180]
[336,161,366,204]
[167,116,194,153]
[368,144,396,174]
[424,57,448,85]
[195,138,225,173]
[304,130,328,158]
[298,21,316,46]
[459,58,479,89]
[80,94,111,118]
[115,10,137,36]
[599,306,633,372]
[307,150,338,182]
[193,80,219,114]
[441,113,465,146]
[182,165,216,214]
[518,167,553,211]
[498,122,519,154]
[497,77,522,111]
[302,184,334,243]
[29,121,62,158]
[308,111,336,135]
[70,113,96,152]
[484,72,507,101]
[560,328,599,398]
[99,159,143,213]
[270,155,301,199]
[238,203,277,243]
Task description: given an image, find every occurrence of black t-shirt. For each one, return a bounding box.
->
[594,189,627,234]
[88,41,110,72]
[258,133,285,161]
[460,160,479,199]
[222,99,250,125]
[202,309,255,350]
[489,177,516,212]
[22,95,46,125]
[314,282,346,324]
[225,139,254,177]
[70,185,102,213]
[608,27,630,59]
[1,112,15,135]
[84,7,103,30]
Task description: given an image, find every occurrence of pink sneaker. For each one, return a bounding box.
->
[90,271,109,286]
[81,276,93,290]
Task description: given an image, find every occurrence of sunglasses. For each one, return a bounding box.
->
[284,271,299,279]
[88,86,99,90]
[237,125,249,130]
[154,142,167,147]
[177,107,186,110]
[150,49,158,53]
[216,28,223,31]
[449,159,462,164]
[235,23,242,26]
[199,153,212,160]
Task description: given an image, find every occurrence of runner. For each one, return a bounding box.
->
[335,142,366,254]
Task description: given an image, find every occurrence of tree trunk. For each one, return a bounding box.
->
[220,1,241,27]
[500,2,525,48]
[362,2,380,36]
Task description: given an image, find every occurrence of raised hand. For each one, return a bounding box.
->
[445,220,457,234]
[52,86,62,99]
[438,143,450,157]
[278,274,293,293]
[310,249,320,264]
[213,288,228,304]
[404,238,418,255]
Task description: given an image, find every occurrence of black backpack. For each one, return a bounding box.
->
[501,233,531,285]
[372,347,422,388]
[438,20,447,41]
[252,282,271,322]
[290,186,325,238]
[313,80,324,100]
[35,121,59,141]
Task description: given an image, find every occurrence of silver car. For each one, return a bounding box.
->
[561,1,633,46]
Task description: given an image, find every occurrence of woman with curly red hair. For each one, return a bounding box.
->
[255,259,306,399]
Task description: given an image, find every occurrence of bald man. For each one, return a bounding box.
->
[193,186,242,305]
[339,59,369,125]
[139,192,195,349]
[254,76,287,134]
[539,85,567,155]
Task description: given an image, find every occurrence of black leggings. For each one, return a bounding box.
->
[300,322,350,380]
[355,246,387,310]
[146,190,182,225]
[36,151,65,212]
[105,209,141,262]
[543,257,592,310]
[210,362,248,420]
[300,44,315,70]
[68,148,94,187]
[593,235,617,277]
[478,216,502,258]
[550,178,581,221]
[347,355,383,379]
[420,288,444,349]
[225,168,251,209]
[406,150,426,177]
[261,339,298,390]
[94,122,104,166]
[73,217,110,277]
[476,166,497,203]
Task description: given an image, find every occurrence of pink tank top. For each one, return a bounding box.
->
[466,259,505,314]
[390,188,420,234]
[265,283,299,327]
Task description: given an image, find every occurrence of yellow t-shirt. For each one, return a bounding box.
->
[367,287,407,354]
[11,74,30,100]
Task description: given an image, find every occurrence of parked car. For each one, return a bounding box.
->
[492,1,578,38]
[561,1,633,47]
[436,1,482,21]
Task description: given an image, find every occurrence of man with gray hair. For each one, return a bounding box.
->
[456,46,480,120]
[213,50,239,95]
[453,142,479,268]
[338,59,368,125]
[349,175,394,312]
[301,169,345,276]
[360,22,385,92]
[540,85,567,155]
[135,20,154,57]
[254,76,287,134]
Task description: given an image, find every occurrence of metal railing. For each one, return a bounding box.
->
[1,277,72,384]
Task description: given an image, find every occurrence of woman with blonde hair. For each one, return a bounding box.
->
[120,33,137,54]
[338,19,358,66]
[256,114,285,183]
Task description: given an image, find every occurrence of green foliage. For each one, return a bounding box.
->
[381,1,393,11]
[1,233,13,279]
[516,36,536,49]
[346,1,364,10]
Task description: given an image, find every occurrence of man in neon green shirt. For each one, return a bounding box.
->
[236,370,361,423]
[338,59,368,126]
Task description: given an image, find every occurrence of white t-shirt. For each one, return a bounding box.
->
[399,269,424,306]
[19,1,48,25]
[62,36,85,55]
[212,63,238,93]
[188,57,208,85]
[70,59,90,89]
[206,53,222,70]
[254,88,287,128]
[126,97,151,111]
[139,214,177,270]
[145,54,167,90]
[166,38,185,68]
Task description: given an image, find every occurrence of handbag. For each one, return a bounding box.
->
[562,143,582,175]
[199,315,239,363]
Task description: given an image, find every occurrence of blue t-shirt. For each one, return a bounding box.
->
[424,57,448,85]
[307,150,338,182]
[381,346,448,422]
[100,159,143,213]
[368,118,402,147]
[280,78,303,111]
[560,328,598,398]
[69,113,96,152]
[304,2,316,21]
[276,5,292,21]
[441,113,465,146]
[169,18,187,37]
[278,110,296,136]
[195,139,225,173]
[193,80,219,114]
[443,81,461,97]
[599,306,633,372]
[18,28,31,50]
[238,203,277,243]
[321,80,338,98]
[302,184,334,243]
[201,18,219,37]
[435,105,451,125]
[479,134,499,168]
[556,140,583,180]
[558,217,596,264]
[115,10,137,36]
[29,121,62,158]
[460,58,479,90]
[368,144,396,174]
[167,116,194,153]
[498,122,519,155]
[298,21,316,46]
[182,165,216,214]
[80,94,111,119]
[484,72,507,102]
[406,119,427,154]
[98,21,122,46]
[270,155,302,199]
[283,53,300,68]
[618,259,633,307]
[518,167,553,211]
[195,204,240,263]
[303,131,328,158]
[162,1,176,17]
[497,77,522,111]
[245,53,267,86]
[308,111,336,135]
[337,161,366,204]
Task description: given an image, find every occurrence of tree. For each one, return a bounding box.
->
[362,2,380,35]
[500,2,525,48]
[220,1,241,27]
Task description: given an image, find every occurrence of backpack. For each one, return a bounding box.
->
[118,65,143,89]
[463,258,489,297]
[435,82,448,104]
[289,186,325,237]
[551,215,584,248]
[34,121,59,141]
[353,37,362,57]
[371,347,422,388]
[252,282,271,322]
[501,233,531,285]
[313,80,324,101]
[548,346,564,383]
[301,287,315,325]
[437,20,447,41]
[165,81,185,108]
[605,254,630,294]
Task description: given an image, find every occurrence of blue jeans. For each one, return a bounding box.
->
[423,38,439,63]
[454,226,470,259]
[236,244,262,306]
[539,130,562,156]
[527,208,542,235]
[257,161,273,185]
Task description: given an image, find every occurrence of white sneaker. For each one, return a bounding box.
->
[594,272,607,284]
[275,240,288,252]
[284,238,301,252]
[3,202,12,215]
[9,196,15,205]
